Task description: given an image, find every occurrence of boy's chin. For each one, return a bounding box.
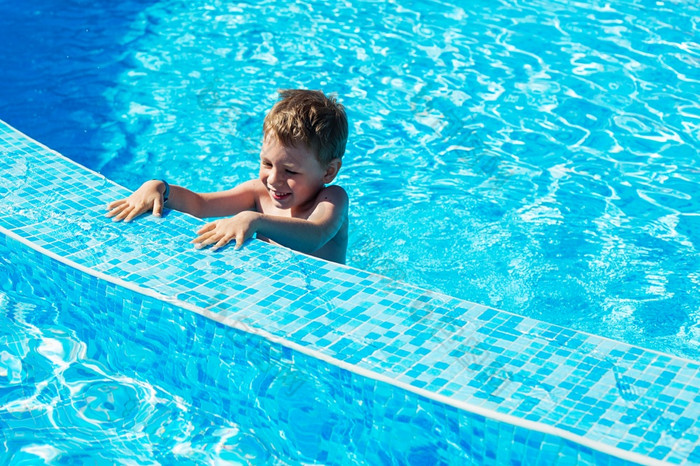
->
[269,195,294,209]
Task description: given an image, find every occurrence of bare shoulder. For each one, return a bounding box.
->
[246,179,271,209]
[245,179,268,195]
[310,185,348,233]
[239,179,266,194]
[316,184,349,207]
[312,185,348,264]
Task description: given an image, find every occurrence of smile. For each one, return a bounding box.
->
[270,190,291,201]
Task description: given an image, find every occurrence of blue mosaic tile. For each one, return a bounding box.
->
[1,119,699,464]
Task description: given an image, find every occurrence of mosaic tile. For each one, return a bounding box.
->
[1,119,699,464]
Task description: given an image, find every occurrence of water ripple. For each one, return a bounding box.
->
[1,0,698,359]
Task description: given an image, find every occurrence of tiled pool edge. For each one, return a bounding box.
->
[0,226,646,465]
[0,228,636,465]
[1,119,699,464]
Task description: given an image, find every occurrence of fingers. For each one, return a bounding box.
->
[106,198,164,223]
[193,215,256,252]
[108,204,149,223]
[192,234,210,249]
[105,202,126,219]
[106,202,136,222]
[106,199,126,212]
[196,222,216,236]
[152,197,163,217]
[234,232,245,250]
[193,230,234,251]
[213,237,232,251]
[192,221,243,251]
[123,207,144,223]
[105,196,138,222]
[106,183,165,222]
[106,200,134,219]
[192,225,218,249]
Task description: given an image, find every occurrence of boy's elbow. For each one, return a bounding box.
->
[284,225,330,254]
[299,236,327,255]
[301,226,339,255]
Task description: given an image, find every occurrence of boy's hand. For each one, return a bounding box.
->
[193,211,261,251]
[106,180,166,222]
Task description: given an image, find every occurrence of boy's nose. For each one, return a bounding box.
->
[267,168,282,186]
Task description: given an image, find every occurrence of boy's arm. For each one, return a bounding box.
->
[106,179,258,222]
[193,185,348,253]
[255,185,349,252]
[173,180,259,218]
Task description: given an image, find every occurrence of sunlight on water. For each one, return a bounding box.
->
[0,249,484,464]
[0,269,272,464]
[62,0,698,361]
[0,0,698,361]
[0,1,699,462]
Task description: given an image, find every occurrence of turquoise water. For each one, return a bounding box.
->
[1,0,697,359]
[1,239,489,465]
[0,1,699,462]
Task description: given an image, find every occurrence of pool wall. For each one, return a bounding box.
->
[1,119,699,464]
[1,231,630,464]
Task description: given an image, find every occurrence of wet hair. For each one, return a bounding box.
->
[263,89,348,167]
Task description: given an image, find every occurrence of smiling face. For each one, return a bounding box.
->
[259,136,340,214]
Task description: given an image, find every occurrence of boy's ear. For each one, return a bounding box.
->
[323,158,342,183]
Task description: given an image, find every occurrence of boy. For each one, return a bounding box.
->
[106,89,349,264]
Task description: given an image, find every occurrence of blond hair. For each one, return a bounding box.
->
[263,89,348,167]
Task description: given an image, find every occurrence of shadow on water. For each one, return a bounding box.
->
[0,0,158,170]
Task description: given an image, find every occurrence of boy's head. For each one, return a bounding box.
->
[263,89,348,168]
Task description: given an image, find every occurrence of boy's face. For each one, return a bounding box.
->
[259,136,338,212]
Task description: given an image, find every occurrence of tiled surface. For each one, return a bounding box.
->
[0,233,634,464]
[1,119,699,465]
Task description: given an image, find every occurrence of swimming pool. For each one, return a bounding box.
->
[1,0,698,360]
[1,0,699,463]
[2,225,477,464]
[5,122,698,464]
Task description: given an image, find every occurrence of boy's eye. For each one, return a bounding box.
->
[286,169,299,175]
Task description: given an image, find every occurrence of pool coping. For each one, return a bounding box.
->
[1,119,699,465]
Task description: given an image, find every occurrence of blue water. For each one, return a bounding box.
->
[4,0,697,358]
[0,0,698,460]
[1,239,493,464]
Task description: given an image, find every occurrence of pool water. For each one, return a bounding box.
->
[1,2,699,461]
[0,236,495,465]
[1,253,269,464]
[1,0,698,360]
